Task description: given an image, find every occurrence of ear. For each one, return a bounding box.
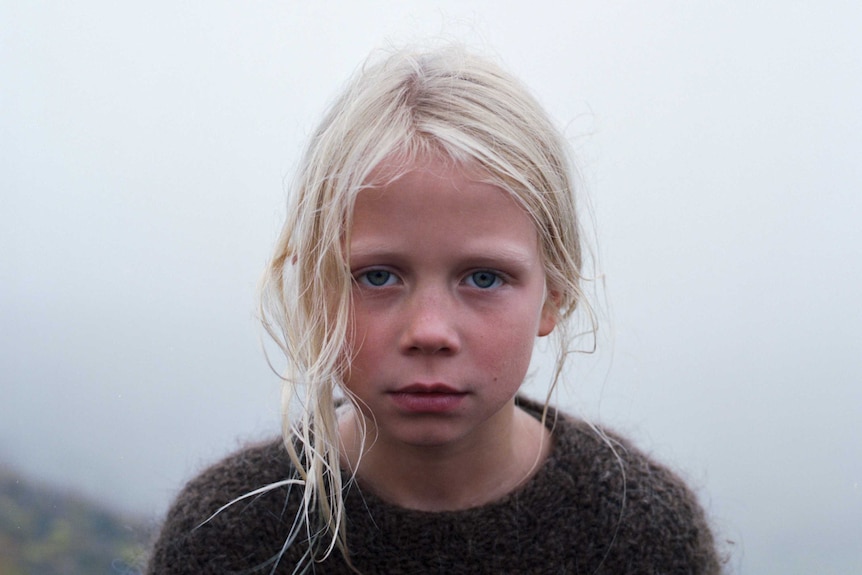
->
[537,289,561,337]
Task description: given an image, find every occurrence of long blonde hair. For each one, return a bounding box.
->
[259,44,589,569]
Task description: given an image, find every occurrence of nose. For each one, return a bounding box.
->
[399,287,461,355]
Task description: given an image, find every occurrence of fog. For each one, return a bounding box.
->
[2,2,861,573]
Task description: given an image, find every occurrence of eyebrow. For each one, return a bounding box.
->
[348,242,538,267]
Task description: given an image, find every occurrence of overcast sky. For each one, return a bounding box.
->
[2,2,861,573]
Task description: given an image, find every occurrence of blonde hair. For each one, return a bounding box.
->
[259,44,589,570]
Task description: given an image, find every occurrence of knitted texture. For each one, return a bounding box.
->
[148,400,722,574]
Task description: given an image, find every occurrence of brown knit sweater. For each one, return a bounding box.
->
[148,400,722,574]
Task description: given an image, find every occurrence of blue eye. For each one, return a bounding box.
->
[467,271,502,289]
[359,270,395,287]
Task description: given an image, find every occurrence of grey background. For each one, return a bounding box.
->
[2,2,860,573]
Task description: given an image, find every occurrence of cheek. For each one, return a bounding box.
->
[344,307,368,383]
[345,307,387,371]
[479,314,540,378]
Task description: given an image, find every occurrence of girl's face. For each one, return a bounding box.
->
[345,156,557,450]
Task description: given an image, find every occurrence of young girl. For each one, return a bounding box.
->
[148,46,722,574]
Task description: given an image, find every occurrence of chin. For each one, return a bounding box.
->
[382,424,471,449]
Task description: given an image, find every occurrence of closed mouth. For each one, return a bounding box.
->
[393,383,465,395]
[387,385,468,413]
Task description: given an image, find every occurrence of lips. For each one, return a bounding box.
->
[395,383,464,394]
[388,383,467,413]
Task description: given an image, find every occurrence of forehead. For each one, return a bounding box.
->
[350,155,540,259]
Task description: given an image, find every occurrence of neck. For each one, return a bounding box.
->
[338,403,552,512]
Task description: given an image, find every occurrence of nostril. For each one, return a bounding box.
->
[407,341,453,355]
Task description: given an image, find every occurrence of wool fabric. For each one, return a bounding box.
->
[148,399,722,574]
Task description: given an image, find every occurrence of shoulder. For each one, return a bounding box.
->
[525,399,724,574]
[147,438,300,574]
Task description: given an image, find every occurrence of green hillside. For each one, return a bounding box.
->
[0,465,152,575]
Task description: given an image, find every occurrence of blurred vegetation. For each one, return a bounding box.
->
[0,465,153,574]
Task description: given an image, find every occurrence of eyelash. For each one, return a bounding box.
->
[354,269,506,290]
